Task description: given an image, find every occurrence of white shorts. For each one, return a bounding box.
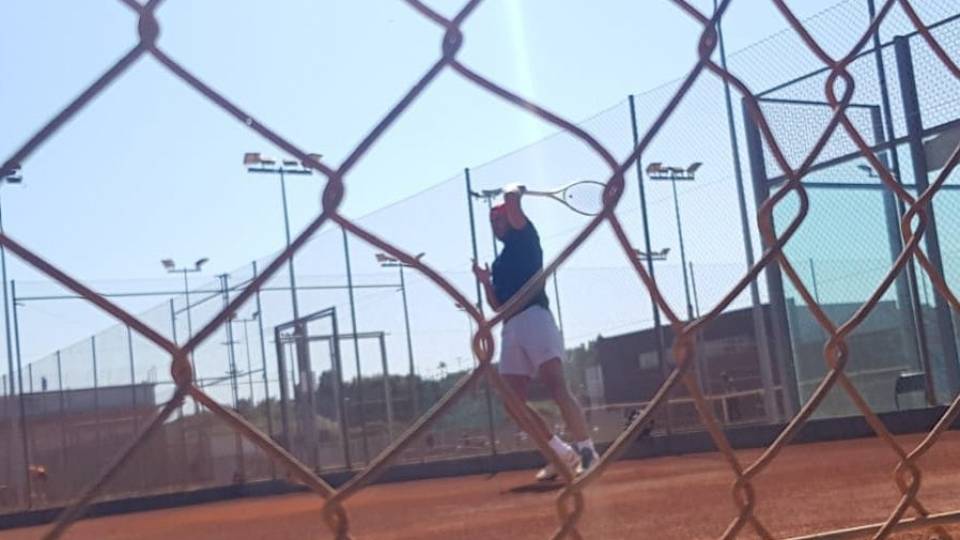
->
[498,305,564,378]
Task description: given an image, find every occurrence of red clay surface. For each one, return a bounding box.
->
[3,432,960,539]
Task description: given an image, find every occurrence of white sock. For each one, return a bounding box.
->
[575,439,596,454]
[548,435,572,456]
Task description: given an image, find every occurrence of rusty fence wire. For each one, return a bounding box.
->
[2,0,960,538]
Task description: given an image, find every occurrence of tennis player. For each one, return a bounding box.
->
[473,184,597,480]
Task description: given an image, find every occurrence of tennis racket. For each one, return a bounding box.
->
[520,180,607,216]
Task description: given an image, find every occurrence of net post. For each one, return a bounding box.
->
[894,34,960,396]
[740,98,800,417]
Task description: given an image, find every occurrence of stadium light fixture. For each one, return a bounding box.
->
[634,247,670,261]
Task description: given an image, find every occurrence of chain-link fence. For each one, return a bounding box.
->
[0,0,959,538]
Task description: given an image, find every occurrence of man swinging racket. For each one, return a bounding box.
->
[473,184,598,481]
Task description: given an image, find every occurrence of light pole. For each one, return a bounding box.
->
[376,252,423,418]
[1,166,21,400]
[646,160,709,402]
[0,166,22,505]
[243,152,321,326]
[162,257,208,414]
[245,152,322,457]
[646,162,701,321]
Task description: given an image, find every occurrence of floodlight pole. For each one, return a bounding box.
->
[250,166,304,321]
[164,258,207,414]
[245,155,316,402]
[0,172,21,503]
[650,169,695,321]
[650,165,712,399]
[377,255,420,418]
[672,177,694,321]
[246,154,322,462]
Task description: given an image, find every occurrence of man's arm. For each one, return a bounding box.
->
[473,261,502,311]
[503,183,527,231]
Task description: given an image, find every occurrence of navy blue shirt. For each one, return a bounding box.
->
[492,220,550,312]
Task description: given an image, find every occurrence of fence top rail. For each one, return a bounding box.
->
[754,11,960,98]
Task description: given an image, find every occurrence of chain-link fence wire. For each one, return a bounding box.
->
[0,0,959,538]
[0,2,903,503]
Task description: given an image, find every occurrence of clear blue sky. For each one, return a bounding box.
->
[3,0,888,391]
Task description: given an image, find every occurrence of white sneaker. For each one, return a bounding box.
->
[575,447,600,476]
[535,446,580,482]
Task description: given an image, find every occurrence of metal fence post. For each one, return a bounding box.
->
[397,263,419,419]
[56,351,67,493]
[713,2,781,423]
[867,0,934,406]
[91,336,102,475]
[251,262,275,481]
[273,325,292,451]
[894,34,960,395]
[0,191,18,501]
[219,274,246,483]
[11,281,31,507]
[740,99,801,416]
[126,325,147,491]
[628,95,674,435]
[465,167,500,461]
[378,333,394,440]
[329,307,351,469]
[170,298,190,488]
[341,226,370,463]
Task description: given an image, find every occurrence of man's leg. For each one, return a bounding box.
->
[538,359,589,441]
[538,358,597,471]
[501,373,579,481]
[502,374,552,442]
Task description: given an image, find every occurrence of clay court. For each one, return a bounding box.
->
[3,432,959,539]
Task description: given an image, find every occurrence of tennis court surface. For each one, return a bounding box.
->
[3,432,959,539]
